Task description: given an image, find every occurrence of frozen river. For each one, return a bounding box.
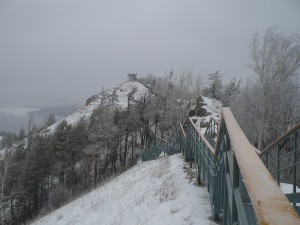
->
[0,106,45,133]
[0,104,78,133]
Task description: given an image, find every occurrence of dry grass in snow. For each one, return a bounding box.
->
[31,154,217,225]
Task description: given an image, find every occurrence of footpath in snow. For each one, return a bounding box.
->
[31,154,217,225]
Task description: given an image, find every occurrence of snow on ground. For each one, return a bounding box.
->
[280,183,300,194]
[41,81,149,135]
[31,154,217,225]
[0,138,25,159]
[280,183,300,206]
[201,97,221,120]
[41,95,103,135]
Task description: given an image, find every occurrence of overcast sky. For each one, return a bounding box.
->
[0,0,299,107]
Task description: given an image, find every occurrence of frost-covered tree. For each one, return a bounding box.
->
[1,132,17,148]
[233,27,300,149]
[222,77,241,106]
[140,69,204,141]
[0,150,17,224]
[174,67,203,117]
[46,114,56,127]
[18,127,26,141]
[203,70,222,100]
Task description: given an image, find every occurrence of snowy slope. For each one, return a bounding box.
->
[31,154,216,225]
[280,183,300,206]
[111,81,148,108]
[201,96,222,121]
[41,81,149,135]
[190,96,222,135]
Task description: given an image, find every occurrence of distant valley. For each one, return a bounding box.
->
[0,105,81,133]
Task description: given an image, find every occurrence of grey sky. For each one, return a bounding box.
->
[1,0,299,107]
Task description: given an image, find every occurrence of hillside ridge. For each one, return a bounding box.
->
[41,80,149,135]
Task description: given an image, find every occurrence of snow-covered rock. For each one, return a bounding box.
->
[190,96,222,135]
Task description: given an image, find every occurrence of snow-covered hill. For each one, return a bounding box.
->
[41,80,149,135]
[31,154,216,225]
[111,81,149,108]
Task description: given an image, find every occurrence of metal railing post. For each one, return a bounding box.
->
[231,154,239,224]
[277,145,280,186]
[293,131,297,207]
[197,143,202,184]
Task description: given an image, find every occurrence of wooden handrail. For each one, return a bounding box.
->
[154,135,168,143]
[261,121,300,154]
[189,117,216,155]
[222,107,300,225]
[179,122,186,138]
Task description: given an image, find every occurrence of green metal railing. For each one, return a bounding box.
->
[178,107,300,225]
[260,122,300,214]
[212,111,256,224]
[164,125,181,156]
[187,117,215,187]
[204,117,219,148]
[183,115,256,224]
[141,128,164,161]
[178,122,187,156]
[141,124,181,162]
[144,107,300,224]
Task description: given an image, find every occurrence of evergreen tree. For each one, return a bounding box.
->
[222,77,241,106]
[203,70,222,100]
[18,127,26,141]
[46,114,56,127]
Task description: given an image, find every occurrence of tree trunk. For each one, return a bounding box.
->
[33,185,39,216]
[124,129,128,167]
[94,157,98,187]
[131,133,134,162]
